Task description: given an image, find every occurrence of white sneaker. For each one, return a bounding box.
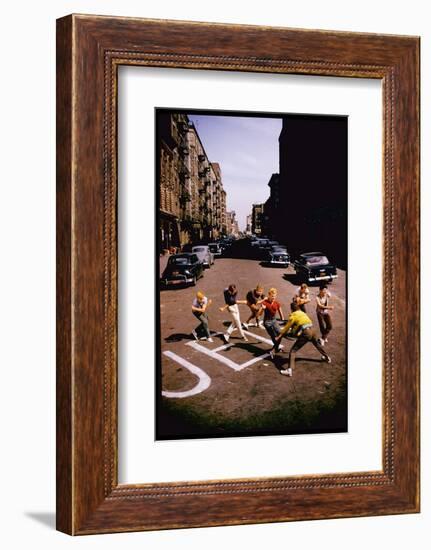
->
[280,368,293,377]
[258,321,265,329]
[279,344,284,351]
[207,337,214,343]
[192,330,198,340]
[318,338,325,347]
[325,338,329,343]
[222,334,230,344]
[322,355,332,363]
[243,337,249,342]
[269,348,275,359]
[242,322,249,329]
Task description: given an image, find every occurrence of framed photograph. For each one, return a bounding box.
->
[56,14,420,535]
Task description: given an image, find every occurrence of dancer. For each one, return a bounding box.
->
[292,283,311,312]
[316,284,334,346]
[244,284,265,328]
[219,284,248,343]
[191,291,213,342]
[275,302,331,376]
[261,288,284,358]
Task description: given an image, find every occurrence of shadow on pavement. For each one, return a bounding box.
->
[165,333,194,342]
[283,273,301,285]
[259,261,289,269]
[295,357,326,363]
[224,341,268,357]
[271,354,326,368]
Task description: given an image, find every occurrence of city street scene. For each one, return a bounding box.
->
[156,109,347,440]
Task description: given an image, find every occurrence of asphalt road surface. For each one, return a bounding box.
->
[158,242,347,440]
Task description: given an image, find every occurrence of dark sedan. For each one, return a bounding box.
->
[208,243,222,257]
[294,252,337,283]
[265,246,290,267]
[161,253,204,287]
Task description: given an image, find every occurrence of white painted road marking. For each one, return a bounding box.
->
[162,329,278,397]
[243,329,285,351]
[162,351,211,398]
[211,343,235,353]
[243,329,274,346]
[240,352,271,369]
[186,330,275,372]
[187,340,242,371]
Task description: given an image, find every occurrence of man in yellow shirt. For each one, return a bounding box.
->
[275,302,331,376]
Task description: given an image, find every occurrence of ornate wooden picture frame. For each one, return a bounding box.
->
[56,14,420,535]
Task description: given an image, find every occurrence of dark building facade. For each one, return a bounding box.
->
[276,115,348,268]
[261,173,280,239]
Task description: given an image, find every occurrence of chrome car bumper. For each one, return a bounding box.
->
[307,274,338,282]
[269,260,289,266]
[162,277,194,286]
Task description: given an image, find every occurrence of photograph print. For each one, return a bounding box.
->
[156,108,347,440]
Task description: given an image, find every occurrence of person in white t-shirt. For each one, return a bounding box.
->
[316,284,334,346]
[191,291,213,342]
[292,283,311,312]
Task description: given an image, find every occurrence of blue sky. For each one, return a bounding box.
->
[188,115,282,231]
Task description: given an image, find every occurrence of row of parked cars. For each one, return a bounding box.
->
[249,236,338,284]
[160,236,338,288]
[250,236,290,267]
[160,239,234,287]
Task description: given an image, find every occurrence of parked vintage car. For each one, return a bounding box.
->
[161,253,204,287]
[294,252,338,283]
[192,245,214,268]
[265,246,290,267]
[208,242,222,257]
[258,239,272,249]
[219,238,233,250]
[250,237,262,246]
[251,238,269,248]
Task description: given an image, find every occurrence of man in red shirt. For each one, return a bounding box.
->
[261,287,284,358]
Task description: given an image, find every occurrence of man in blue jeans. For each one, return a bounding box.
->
[261,287,284,358]
[191,291,213,342]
